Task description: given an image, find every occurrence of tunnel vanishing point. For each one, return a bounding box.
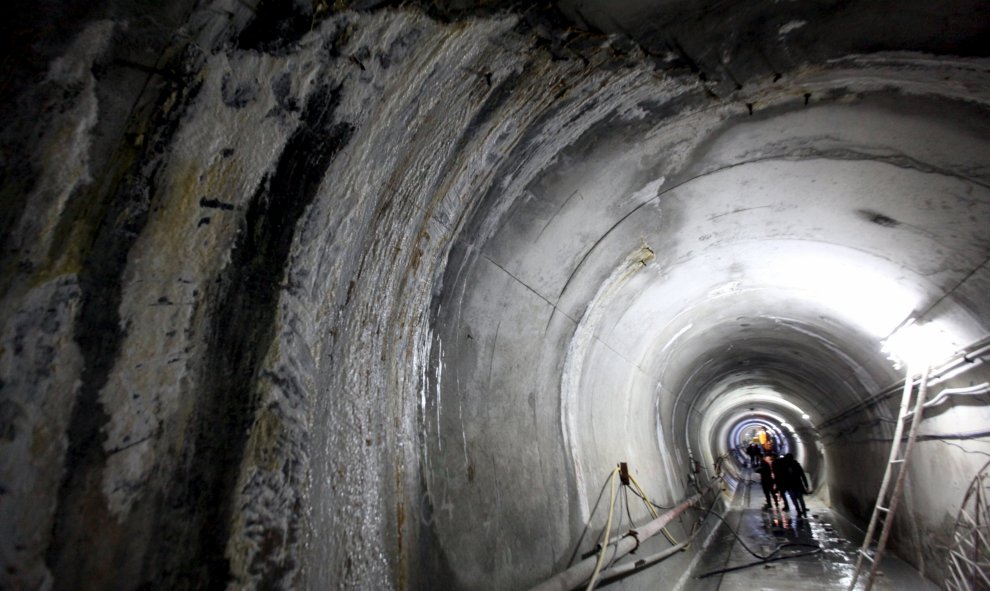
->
[2,0,990,589]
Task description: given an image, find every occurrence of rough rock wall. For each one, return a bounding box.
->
[0,2,698,589]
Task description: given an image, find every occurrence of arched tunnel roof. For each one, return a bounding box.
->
[1,1,989,590]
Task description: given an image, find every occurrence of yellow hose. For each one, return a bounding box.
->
[628,473,679,545]
[586,468,619,591]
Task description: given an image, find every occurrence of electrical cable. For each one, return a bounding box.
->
[624,483,682,545]
[572,469,728,589]
[696,546,823,578]
[934,438,990,458]
[598,484,685,551]
[604,474,718,556]
[630,484,677,546]
[598,486,728,585]
[592,478,696,559]
[596,476,729,589]
[602,486,633,572]
[692,507,822,579]
[605,480,628,574]
[687,480,725,544]
[566,467,619,567]
[627,473,679,545]
[585,467,619,591]
[700,509,820,560]
[626,482,674,511]
[623,484,634,526]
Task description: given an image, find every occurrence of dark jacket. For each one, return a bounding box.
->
[756,462,776,490]
[775,455,809,491]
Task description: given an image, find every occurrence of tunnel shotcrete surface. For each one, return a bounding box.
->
[1,1,989,590]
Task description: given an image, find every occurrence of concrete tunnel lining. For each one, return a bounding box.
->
[429,51,990,588]
[2,2,990,589]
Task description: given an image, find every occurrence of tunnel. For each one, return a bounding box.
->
[2,1,990,589]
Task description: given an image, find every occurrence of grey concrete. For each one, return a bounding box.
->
[1,1,989,590]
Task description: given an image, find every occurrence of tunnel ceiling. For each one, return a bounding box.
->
[470,73,990,412]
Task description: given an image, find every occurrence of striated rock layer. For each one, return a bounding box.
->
[1,4,688,588]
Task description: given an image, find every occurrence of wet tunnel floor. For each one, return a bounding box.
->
[679,472,939,591]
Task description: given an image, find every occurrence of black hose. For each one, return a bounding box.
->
[566,471,616,566]
[694,508,822,578]
[696,546,823,578]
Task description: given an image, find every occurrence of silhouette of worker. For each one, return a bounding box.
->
[746,441,762,467]
[775,453,810,517]
[755,455,778,510]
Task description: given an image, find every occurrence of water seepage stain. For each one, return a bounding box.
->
[858,209,901,228]
[151,81,354,588]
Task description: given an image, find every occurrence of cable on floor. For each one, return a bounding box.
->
[694,508,822,579]
[696,546,824,578]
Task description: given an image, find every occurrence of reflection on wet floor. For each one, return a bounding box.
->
[680,472,938,591]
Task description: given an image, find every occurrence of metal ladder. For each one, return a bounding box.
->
[848,365,931,591]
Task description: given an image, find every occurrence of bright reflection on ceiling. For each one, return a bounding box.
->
[747,248,918,338]
[703,385,813,420]
[636,241,934,372]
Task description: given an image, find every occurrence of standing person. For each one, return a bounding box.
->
[759,427,776,455]
[776,453,810,517]
[746,441,762,467]
[755,455,778,510]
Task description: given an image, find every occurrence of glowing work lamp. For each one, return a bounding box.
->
[881,319,957,371]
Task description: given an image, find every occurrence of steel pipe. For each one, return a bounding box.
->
[528,481,717,591]
[904,382,990,420]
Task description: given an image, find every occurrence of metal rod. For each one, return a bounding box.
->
[849,368,917,590]
[596,541,688,583]
[864,364,931,591]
